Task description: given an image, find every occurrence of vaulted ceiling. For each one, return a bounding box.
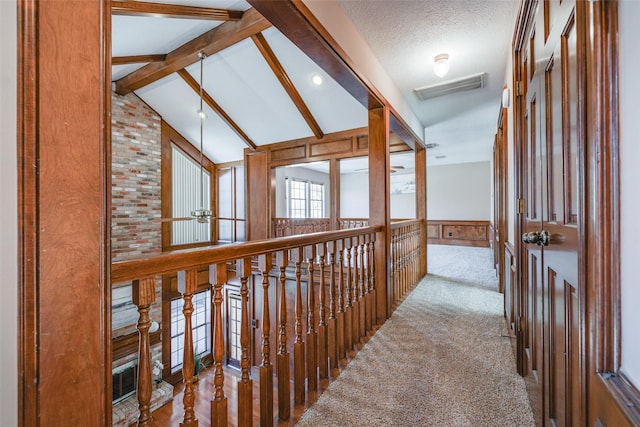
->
[111,0,519,169]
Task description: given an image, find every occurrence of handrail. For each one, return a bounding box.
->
[112,225,382,283]
[390,218,423,229]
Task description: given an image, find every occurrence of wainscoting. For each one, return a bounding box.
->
[427,220,491,248]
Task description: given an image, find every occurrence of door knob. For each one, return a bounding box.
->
[521,230,550,246]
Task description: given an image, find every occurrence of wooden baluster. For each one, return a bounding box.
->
[370,233,377,325]
[399,231,404,300]
[132,277,156,427]
[177,270,198,427]
[209,264,228,426]
[258,254,274,427]
[358,236,366,339]
[365,234,373,333]
[317,243,328,380]
[351,239,360,346]
[306,245,318,391]
[390,232,396,304]
[327,241,338,370]
[236,259,253,427]
[394,232,400,303]
[403,228,408,296]
[178,269,198,426]
[344,237,353,354]
[363,235,371,333]
[293,248,305,404]
[276,251,290,421]
[336,239,346,361]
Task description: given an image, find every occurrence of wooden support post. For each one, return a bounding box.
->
[305,245,318,391]
[317,243,329,380]
[258,254,274,427]
[132,277,157,427]
[236,259,253,427]
[369,106,391,323]
[177,270,199,427]
[293,248,305,404]
[210,264,228,427]
[327,241,338,370]
[276,251,290,421]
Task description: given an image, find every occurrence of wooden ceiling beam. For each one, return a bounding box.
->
[112,54,166,65]
[251,32,324,140]
[112,1,243,21]
[248,0,423,148]
[114,7,271,95]
[247,0,381,111]
[177,69,257,151]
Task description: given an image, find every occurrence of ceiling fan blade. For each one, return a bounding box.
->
[150,217,195,223]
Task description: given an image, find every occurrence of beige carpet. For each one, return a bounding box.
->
[296,245,535,427]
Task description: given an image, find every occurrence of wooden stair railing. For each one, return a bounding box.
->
[390,220,425,308]
[114,222,426,425]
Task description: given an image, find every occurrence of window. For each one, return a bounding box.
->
[287,178,325,218]
[170,290,211,373]
[171,145,211,246]
[217,165,246,242]
[227,292,242,368]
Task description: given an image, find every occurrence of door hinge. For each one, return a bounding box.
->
[517,198,525,215]
[515,81,522,97]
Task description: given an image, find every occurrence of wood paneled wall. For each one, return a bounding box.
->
[426,220,491,248]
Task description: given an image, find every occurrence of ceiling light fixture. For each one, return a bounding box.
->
[311,73,324,86]
[434,53,450,78]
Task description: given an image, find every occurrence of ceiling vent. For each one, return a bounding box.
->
[413,72,487,101]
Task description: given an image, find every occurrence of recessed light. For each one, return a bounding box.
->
[311,73,324,86]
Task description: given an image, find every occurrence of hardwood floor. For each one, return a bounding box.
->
[151,336,374,426]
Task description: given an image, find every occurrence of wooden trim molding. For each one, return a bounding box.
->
[427,220,491,248]
[112,1,243,21]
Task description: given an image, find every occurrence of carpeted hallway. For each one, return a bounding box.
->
[296,244,535,427]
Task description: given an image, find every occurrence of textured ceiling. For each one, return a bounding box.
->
[338,0,520,165]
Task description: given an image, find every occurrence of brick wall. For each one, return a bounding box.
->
[111,91,163,369]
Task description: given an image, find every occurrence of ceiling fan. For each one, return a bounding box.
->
[153,52,214,224]
[354,165,406,174]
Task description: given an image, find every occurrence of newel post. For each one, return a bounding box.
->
[132,277,157,426]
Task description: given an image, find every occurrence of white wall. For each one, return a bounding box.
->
[427,161,492,221]
[618,0,640,390]
[340,172,369,218]
[0,0,18,424]
[274,166,331,217]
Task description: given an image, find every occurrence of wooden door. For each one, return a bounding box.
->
[517,1,582,426]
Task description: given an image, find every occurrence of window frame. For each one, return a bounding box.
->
[286,177,325,218]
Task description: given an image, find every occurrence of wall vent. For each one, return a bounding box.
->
[414,72,487,101]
